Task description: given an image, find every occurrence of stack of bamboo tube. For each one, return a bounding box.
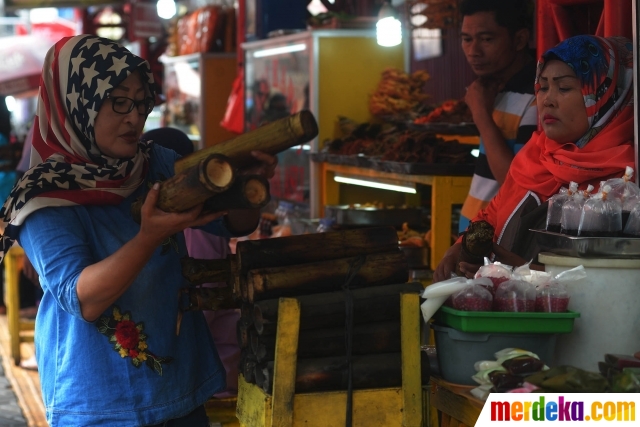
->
[180,226,429,393]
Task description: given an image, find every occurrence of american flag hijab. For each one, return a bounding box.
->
[0,35,156,262]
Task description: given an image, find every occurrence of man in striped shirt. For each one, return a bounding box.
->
[458,0,537,233]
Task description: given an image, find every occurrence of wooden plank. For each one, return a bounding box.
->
[5,246,25,366]
[430,381,481,427]
[0,315,47,426]
[270,298,300,427]
[236,375,272,426]
[401,292,422,426]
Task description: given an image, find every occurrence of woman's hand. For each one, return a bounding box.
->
[241,151,278,179]
[139,183,227,246]
[433,242,462,283]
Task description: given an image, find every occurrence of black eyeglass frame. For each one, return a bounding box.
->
[108,96,155,115]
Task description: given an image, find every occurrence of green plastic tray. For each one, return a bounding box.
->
[433,306,580,334]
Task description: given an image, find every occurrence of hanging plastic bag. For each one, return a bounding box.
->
[579,185,623,237]
[560,184,591,236]
[220,68,245,134]
[546,182,576,233]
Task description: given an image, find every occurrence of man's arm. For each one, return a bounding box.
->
[465,79,513,185]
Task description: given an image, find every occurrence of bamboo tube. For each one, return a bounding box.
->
[260,352,430,394]
[247,251,409,303]
[236,226,400,274]
[180,256,237,286]
[203,175,271,212]
[256,321,402,362]
[253,282,423,335]
[131,154,234,222]
[178,286,238,311]
[174,110,319,173]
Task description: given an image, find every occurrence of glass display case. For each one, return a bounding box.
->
[243,29,407,215]
[160,52,237,150]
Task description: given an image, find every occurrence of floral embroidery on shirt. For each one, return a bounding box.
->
[97,306,173,376]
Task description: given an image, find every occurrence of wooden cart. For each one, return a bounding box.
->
[235,293,426,426]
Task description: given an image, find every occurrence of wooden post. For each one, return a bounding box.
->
[175,110,319,173]
[270,298,300,427]
[401,292,423,426]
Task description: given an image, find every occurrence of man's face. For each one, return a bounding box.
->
[460,11,520,79]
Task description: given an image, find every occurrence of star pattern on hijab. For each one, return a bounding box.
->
[0,35,156,264]
[66,37,151,148]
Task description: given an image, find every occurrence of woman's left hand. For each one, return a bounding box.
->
[241,151,278,179]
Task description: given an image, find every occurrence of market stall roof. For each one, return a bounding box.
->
[0,35,52,98]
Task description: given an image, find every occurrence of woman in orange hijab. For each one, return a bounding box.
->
[434,35,635,282]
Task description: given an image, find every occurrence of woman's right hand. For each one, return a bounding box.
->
[433,242,462,283]
[139,183,227,246]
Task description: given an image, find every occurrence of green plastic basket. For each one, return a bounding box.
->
[433,306,580,334]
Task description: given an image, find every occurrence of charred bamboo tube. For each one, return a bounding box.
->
[237,320,252,349]
[178,286,238,311]
[180,256,237,286]
[203,175,270,213]
[174,110,319,174]
[256,321,401,362]
[247,251,409,303]
[253,282,423,336]
[131,154,234,222]
[241,351,258,384]
[261,352,430,394]
[236,226,399,273]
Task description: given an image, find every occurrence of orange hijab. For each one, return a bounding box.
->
[510,36,636,199]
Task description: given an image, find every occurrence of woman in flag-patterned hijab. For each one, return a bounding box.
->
[0,35,275,426]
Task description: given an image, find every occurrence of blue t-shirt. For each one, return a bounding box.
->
[18,146,229,426]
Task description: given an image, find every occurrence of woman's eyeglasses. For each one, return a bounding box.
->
[109,96,155,115]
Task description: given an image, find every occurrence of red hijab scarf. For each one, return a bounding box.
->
[0,35,156,262]
[509,36,635,200]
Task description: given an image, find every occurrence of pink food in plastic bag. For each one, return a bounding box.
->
[452,284,493,311]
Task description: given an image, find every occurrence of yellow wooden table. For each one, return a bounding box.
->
[236,293,425,426]
[3,246,35,366]
[320,163,472,268]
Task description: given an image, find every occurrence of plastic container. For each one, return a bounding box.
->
[539,252,640,371]
[433,306,580,333]
[431,323,558,385]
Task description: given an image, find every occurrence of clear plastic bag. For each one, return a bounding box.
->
[560,189,588,236]
[474,261,512,297]
[493,278,536,312]
[546,182,576,233]
[622,200,640,237]
[535,265,585,312]
[578,185,623,237]
[451,282,493,311]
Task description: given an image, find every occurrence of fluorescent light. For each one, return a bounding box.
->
[253,44,306,58]
[334,175,416,194]
[471,149,480,158]
[157,0,177,19]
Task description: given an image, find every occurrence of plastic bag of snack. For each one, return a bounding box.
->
[493,276,536,312]
[502,356,546,376]
[605,166,639,203]
[474,261,512,297]
[472,366,507,386]
[470,384,493,400]
[489,371,525,392]
[560,186,590,236]
[546,182,576,233]
[451,280,493,311]
[623,199,640,237]
[578,185,623,237]
[420,277,469,322]
[534,265,584,312]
